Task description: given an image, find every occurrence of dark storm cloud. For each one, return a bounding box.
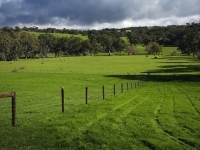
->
[0,0,200,28]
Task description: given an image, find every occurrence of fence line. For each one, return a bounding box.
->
[61,79,145,106]
[0,73,148,127]
[0,98,10,110]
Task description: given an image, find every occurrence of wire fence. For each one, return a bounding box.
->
[1,71,199,128]
[0,78,146,128]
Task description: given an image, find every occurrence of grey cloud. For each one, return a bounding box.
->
[0,0,199,28]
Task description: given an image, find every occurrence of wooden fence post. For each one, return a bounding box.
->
[121,83,123,93]
[127,83,129,91]
[86,87,88,104]
[114,84,116,95]
[12,92,16,126]
[61,87,64,113]
[102,85,105,100]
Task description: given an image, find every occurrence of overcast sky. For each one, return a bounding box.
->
[0,0,200,29]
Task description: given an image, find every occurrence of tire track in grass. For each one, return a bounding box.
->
[74,81,148,130]
[172,82,200,148]
[153,82,192,148]
[174,83,200,116]
[81,80,150,131]
[153,82,165,132]
[79,94,139,132]
[177,83,200,115]
[72,87,152,149]
[113,95,150,122]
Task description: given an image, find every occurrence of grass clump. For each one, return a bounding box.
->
[19,66,25,70]
[11,68,18,72]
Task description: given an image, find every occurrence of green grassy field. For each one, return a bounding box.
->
[25,31,88,40]
[0,50,200,149]
[26,31,128,44]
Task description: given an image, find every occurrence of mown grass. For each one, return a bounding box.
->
[0,50,200,149]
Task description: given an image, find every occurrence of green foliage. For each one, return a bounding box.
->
[0,30,12,60]
[146,42,162,55]
[2,23,200,60]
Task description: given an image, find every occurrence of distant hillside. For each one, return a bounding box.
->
[24,31,130,44]
[24,31,88,40]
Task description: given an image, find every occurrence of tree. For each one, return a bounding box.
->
[38,34,54,57]
[57,37,69,57]
[81,40,93,55]
[114,39,126,52]
[146,42,162,55]
[176,23,200,57]
[0,31,12,60]
[126,44,138,55]
[10,32,22,60]
[127,31,139,45]
[142,34,151,45]
[14,26,21,32]
[20,32,39,59]
[68,36,82,56]
[98,34,114,52]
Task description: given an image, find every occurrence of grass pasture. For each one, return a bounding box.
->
[0,52,200,149]
[25,31,88,40]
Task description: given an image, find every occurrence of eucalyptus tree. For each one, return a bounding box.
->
[127,31,140,45]
[81,39,93,55]
[20,32,39,59]
[68,36,82,56]
[146,42,162,55]
[10,32,22,60]
[0,30,12,60]
[114,38,126,53]
[56,37,69,57]
[126,44,138,55]
[38,33,54,57]
[178,23,200,57]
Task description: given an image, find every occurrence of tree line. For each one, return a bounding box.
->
[0,29,127,61]
[0,22,200,61]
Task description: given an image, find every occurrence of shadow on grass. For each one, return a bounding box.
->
[105,58,200,82]
[105,74,200,82]
[147,65,200,73]
[163,55,199,62]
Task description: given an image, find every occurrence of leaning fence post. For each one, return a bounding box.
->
[86,87,88,104]
[61,87,65,113]
[12,92,16,126]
